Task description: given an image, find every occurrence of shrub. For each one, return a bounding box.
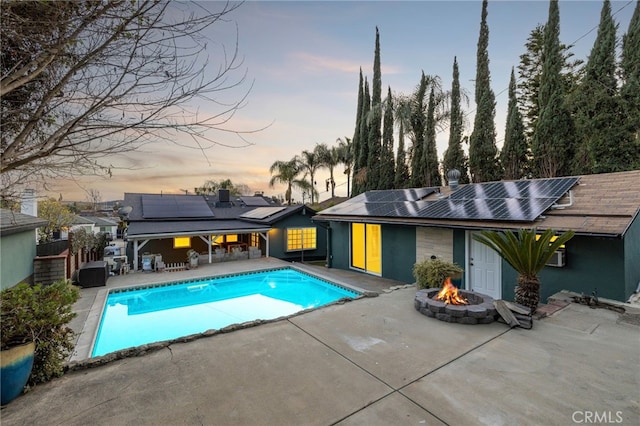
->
[1,280,80,386]
[412,258,463,289]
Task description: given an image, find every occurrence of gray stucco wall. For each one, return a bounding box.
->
[1,230,38,290]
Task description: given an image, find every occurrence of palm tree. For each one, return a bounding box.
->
[473,228,575,312]
[269,158,311,205]
[297,146,324,204]
[336,137,353,197]
[316,143,340,198]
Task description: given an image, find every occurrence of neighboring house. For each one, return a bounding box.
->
[315,170,640,303]
[60,216,119,240]
[122,190,325,271]
[0,209,48,290]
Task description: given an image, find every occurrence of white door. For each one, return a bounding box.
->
[468,232,502,299]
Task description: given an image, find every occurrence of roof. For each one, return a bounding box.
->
[0,209,48,236]
[315,170,640,237]
[122,193,311,239]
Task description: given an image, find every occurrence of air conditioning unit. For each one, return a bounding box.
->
[546,249,566,267]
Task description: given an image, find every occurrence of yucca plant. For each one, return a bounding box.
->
[472,228,575,312]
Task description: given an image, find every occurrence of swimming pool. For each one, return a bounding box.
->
[91,267,360,357]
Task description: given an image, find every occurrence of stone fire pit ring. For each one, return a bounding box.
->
[414,288,497,324]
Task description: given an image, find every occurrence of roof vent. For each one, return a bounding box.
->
[446,169,461,190]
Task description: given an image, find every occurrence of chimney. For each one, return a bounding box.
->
[218,189,230,203]
[21,189,37,216]
[447,169,461,191]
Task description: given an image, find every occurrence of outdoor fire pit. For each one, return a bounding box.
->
[414,278,497,324]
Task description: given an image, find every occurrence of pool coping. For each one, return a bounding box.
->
[71,261,371,362]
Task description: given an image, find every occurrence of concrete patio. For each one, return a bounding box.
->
[1,259,639,425]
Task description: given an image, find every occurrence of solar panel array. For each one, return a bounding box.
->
[419,177,580,221]
[239,206,287,220]
[321,188,436,217]
[142,195,214,219]
[239,196,270,207]
[320,177,580,222]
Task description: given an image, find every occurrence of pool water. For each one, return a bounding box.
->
[92,268,359,357]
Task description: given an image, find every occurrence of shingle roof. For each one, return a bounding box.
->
[0,209,48,236]
[315,170,640,237]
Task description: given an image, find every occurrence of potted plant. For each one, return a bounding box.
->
[1,280,79,404]
[412,257,464,290]
[186,249,199,268]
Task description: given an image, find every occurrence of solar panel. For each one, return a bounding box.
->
[417,197,559,221]
[239,196,270,207]
[239,206,286,220]
[449,177,579,200]
[362,188,436,203]
[142,195,214,219]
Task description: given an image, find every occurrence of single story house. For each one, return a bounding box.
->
[122,191,326,271]
[0,209,48,290]
[61,215,119,240]
[314,170,640,303]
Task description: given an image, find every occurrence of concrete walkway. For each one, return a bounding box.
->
[2,261,639,425]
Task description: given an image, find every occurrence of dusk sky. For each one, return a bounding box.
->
[46,0,636,204]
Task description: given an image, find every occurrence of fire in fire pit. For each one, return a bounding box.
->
[436,277,469,305]
[414,277,497,324]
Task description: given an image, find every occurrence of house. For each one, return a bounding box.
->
[0,209,48,290]
[61,215,119,240]
[314,170,640,304]
[122,190,326,271]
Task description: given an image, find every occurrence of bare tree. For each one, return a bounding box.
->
[85,188,102,212]
[1,1,256,196]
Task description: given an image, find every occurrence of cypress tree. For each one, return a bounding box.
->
[410,73,428,187]
[350,69,364,196]
[573,0,629,174]
[423,87,440,187]
[353,78,370,196]
[469,0,501,182]
[442,57,469,184]
[532,0,575,178]
[501,68,528,180]
[620,0,640,169]
[380,87,395,190]
[366,27,383,190]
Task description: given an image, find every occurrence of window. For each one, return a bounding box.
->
[226,234,238,243]
[287,227,317,251]
[251,233,260,247]
[173,237,191,248]
[351,223,381,275]
[211,235,223,245]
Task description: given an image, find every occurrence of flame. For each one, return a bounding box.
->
[436,277,469,305]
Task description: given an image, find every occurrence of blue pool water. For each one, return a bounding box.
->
[92,268,359,357]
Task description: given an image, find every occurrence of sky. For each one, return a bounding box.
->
[44,0,637,204]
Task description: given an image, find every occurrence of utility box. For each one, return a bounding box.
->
[78,261,109,288]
